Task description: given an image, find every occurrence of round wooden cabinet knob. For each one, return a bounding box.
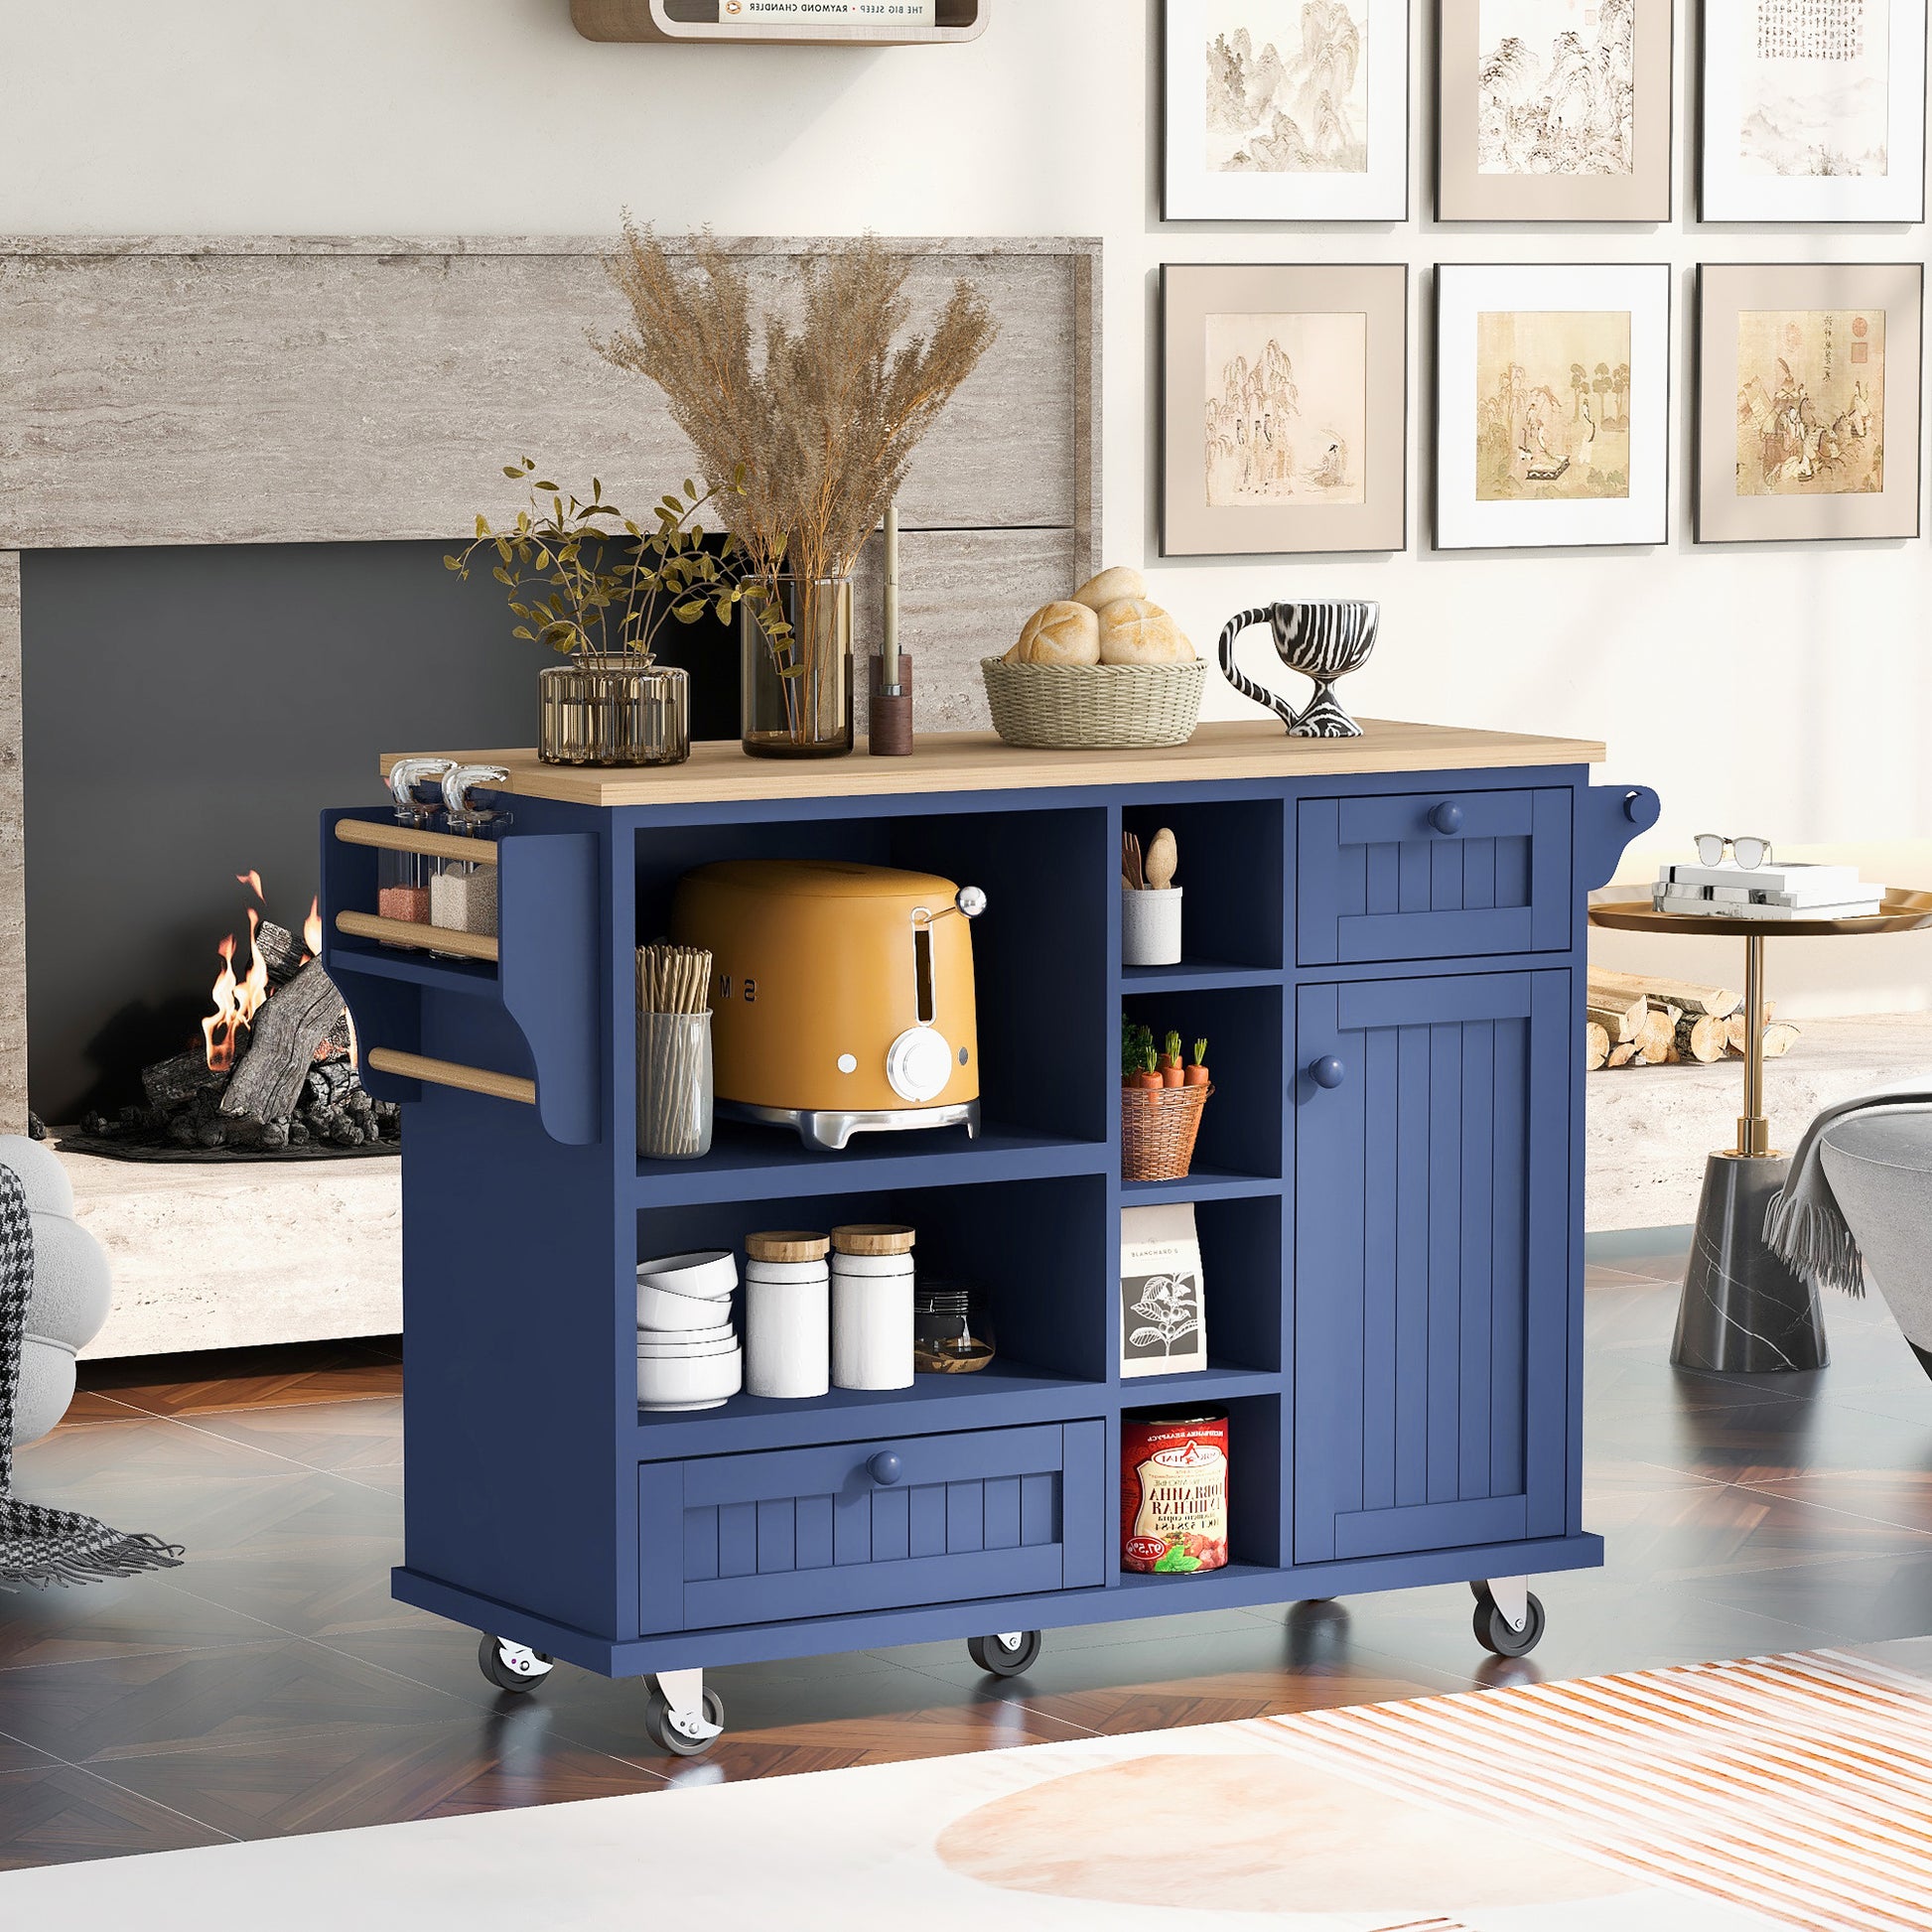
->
[868,1452,903,1486]
[1430,800,1464,835]
[1310,1055,1347,1091]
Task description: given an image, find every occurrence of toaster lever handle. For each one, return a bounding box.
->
[925,885,986,924]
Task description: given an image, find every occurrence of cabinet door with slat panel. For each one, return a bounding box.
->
[638,1421,1107,1633]
[1293,970,1571,1566]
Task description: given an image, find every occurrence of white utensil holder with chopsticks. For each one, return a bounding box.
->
[637,943,716,1162]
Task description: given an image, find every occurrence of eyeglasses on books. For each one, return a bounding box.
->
[1693,834,1773,871]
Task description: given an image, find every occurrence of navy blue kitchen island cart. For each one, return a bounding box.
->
[323,718,1654,1754]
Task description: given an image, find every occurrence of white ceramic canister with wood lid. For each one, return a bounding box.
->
[744,1231,831,1400]
[831,1224,915,1391]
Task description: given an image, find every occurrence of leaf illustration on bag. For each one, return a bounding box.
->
[1129,1271,1200,1351]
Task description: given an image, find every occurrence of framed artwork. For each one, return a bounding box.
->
[1161,262,1408,557]
[1434,262,1672,551]
[1162,0,1411,220]
[1438,0,1675,220]
[1695,261,1923,543]
[1699,0,1927,221]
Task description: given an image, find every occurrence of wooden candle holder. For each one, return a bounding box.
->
[868,652,914,758]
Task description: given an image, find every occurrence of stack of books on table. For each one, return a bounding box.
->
[1652,861,1885,921]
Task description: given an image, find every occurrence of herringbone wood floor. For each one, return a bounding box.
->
[0,1242,1927,1867]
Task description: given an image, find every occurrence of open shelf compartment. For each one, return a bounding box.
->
[633,1173,1110,1447]
[1120,795,1286,985]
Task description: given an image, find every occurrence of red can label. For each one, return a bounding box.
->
[1120,1412,1229,1575]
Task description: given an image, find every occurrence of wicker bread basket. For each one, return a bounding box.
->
[980,657,1205,751]
[1121,1082,1213,1183]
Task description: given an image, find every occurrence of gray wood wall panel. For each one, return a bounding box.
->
[0,551,23,1133]
[0,236,1101,551]
[851,527,1075,732]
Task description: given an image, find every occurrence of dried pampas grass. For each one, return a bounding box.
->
[597,222,999,602]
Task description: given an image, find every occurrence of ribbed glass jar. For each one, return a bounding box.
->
[537,655,691,766]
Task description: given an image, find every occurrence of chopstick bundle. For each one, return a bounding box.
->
[636,943,715,1157]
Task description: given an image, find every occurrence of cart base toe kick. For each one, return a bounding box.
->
[393,1533,1604,1679]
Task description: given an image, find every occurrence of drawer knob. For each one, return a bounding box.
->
[1430,800,1464,836]
[868,1451,903,1486]
[1310,1055,1347,1091]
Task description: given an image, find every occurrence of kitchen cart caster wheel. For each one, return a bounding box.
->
[968,1630,1042,1678]
[479,1634,554,1694]
[1471,1588,1546,1659]
[642,1686,727,1757]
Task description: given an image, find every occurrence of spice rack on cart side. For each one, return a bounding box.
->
[322,722,1655,1756]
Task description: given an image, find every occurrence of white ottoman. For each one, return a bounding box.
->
[0,1135,115,1445]
[1820,1112,1932,1384]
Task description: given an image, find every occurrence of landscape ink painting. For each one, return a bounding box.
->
[1203,311,1368,506]
[1202,1,1371,173]
[1735,309,1884,495]
[1477,0,1637,175]
[1475,310,1632,502]
[1739,0,1889,176]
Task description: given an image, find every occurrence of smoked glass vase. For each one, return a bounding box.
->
[740,575,855,759]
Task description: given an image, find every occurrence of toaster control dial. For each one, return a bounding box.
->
[886,1027,953,1104]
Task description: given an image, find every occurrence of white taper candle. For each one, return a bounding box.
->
[883,502,900,691]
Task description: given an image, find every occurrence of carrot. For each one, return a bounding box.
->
[1160,1063,1184,1088]
[1130,1068,1163,1091]
[1183,1036,1209,1086]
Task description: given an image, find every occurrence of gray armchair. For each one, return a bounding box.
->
[1818,1113,1932,1383]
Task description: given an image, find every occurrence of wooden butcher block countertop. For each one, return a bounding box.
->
[382,719,1606,810]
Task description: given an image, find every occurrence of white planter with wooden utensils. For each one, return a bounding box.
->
[1122,887,1183,966]
[1121,825,1182,965]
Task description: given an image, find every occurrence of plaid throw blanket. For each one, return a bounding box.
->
[0,1164,182,1588]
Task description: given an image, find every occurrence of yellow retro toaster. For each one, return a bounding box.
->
[669,859,987,1151]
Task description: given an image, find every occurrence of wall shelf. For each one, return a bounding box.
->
[571,0,985,43]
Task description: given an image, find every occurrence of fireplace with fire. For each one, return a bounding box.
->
[66,872,398,1162]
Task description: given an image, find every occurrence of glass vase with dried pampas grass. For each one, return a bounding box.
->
[598,224,999,759]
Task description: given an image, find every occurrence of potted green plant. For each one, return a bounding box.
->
[597,226,998,759]
[446,461,785,767]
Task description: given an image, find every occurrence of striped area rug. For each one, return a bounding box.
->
[1263,1647,1932,1932]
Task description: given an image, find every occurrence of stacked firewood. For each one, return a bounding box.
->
[1586,967,1801,1073]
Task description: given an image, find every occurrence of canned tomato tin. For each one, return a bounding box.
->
[1120,1407,1229,1575]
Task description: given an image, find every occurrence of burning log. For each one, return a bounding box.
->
[254,920,306,987]
[140,1047,225,1114]
[217,960,349,1126]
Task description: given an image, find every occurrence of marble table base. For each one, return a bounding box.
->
[1672,1151,1829,1373]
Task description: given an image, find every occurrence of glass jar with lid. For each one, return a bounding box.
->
[429,763,511,946]
[911,1282,996,1375]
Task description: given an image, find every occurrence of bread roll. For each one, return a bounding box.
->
[1013,600,1101,666]
[1096,598,1194,665]
[1071,566,1147,613]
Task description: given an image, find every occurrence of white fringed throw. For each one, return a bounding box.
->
[0,1165,183,1588]
[1763,1092,1932,1299]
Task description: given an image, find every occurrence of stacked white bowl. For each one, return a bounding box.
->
[636,1249,743,1411]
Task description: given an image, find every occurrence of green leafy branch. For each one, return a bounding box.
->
[444,459,790,663]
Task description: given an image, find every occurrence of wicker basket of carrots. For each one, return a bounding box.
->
[1122,1024,1212,1182]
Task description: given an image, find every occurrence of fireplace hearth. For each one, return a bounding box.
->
[64,876,397,1163]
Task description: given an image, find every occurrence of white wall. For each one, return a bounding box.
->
[4,0,1930,1012]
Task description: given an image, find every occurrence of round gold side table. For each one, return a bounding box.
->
[1589,890,1932,1372]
